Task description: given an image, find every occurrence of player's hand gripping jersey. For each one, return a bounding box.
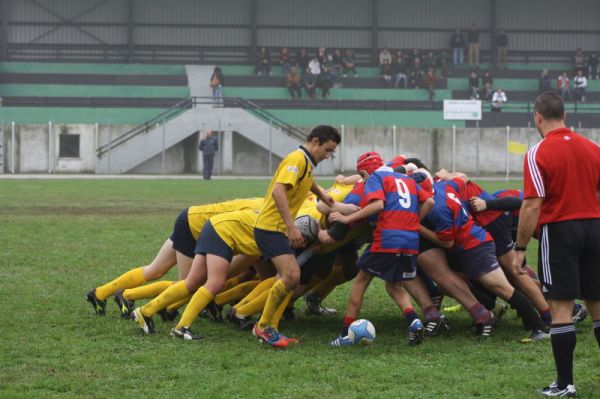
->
[455,180,503,227]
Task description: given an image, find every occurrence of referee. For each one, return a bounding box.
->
[513,91,600,397]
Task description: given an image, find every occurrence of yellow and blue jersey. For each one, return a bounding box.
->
[187,198,263,239]
[211,210,261,257]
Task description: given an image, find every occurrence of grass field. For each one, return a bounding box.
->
[1,178,599,399]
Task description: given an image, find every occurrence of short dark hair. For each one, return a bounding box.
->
[404,157,430,171]
[307,125,341,145]
[534,91,565,121]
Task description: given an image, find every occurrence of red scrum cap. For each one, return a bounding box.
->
[356,151,384,175]
[387,155,407,170]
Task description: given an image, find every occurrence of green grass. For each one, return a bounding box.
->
[1,179,599,399]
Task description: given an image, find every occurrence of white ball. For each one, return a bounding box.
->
[347,319,376,345]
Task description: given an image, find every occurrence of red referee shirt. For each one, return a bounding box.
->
[523,127,600,226]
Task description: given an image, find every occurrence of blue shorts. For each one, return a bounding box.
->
[449,242,500,280]
[484,213,514,257]
[169,208,196,258]
[357,249,417,282]
[253,228,292,261]
[195,220,234,262]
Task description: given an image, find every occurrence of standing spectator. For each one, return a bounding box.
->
[286,66,302,99]
[514,91,600,398]
[302,69,317,99]
[308,56,321,76]
[423,67,437,101]
[587,53,599,80]
[255,47,271,76]
[480,70,494,100]
[393,52,408,88]
[436,50,451,77]
[209,66,224,101]
[450,28,466,67]
[331,49,343,75]
[317,47,328,69]
[379,48,392,71]
[573,69,587,102]
[198,131,218,180]
[495,29,509,69]
[297,48,310,72]
[491,88,507,112]
[342,49,358,77]
[279,47,290,75]
[467,23,480,68]
[539,69,553,93]
[468,70,480,99]
[409,57,425,88]
[317,66,334,98]
[556,72,571,100]
[573,48,585,73]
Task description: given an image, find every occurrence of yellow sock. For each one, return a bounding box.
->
[176,287,214,329]
[95,267,146,300]
[236,277,275,308]
[257,279,293,330]
[272,291,294,330]
[140,280,190,317]
[123,281,175,301]
[312,266,347,300]
[167,296,190,313]
[215,280,260,306]
[234,289,270,318]
[222,276,241,291]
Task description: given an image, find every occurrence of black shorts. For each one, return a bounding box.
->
[169,208,196,258]
[420,217,441,253]
[450,242,500,280]
[538,219,600,300]
[195,220,234,262]
[357,249,417,282]
[253,228,293,261]
[300,251,337,285]
[484,213,514,257]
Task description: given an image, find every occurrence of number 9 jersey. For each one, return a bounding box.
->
[364,166,432,254]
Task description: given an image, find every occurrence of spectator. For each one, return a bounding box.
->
[423,51,436,71]
[297,48,310,72]
[379,48,392,71]
[255,47,271,76]
[495,29,508,69]
[381,62,393,87]
[467,23,480,68]
[573,48,585,73]
[342,49,358,77]
[198,131,218,180]
[317,47,328,68]
[491,88,507,112]
[279,47,290,75]
[480,70,494,100]
[409,57,425,89]
[408,48,420,66]
[331,49,343,75]
[393,52,408,88]
[302,69,317,99]
[308,56,321,76]
[450,28,466,67]
[556,72,571,100]
[539,68,553,93]
[468,70,480,99]
[286,66,302,99]
[423,67,437,101]
[317,66,334,98]
[436,50,450,77]
[587,53,599,80]
[209,66,224,101]
[573,69,587,102]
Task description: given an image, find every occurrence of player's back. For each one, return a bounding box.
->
[210,210,261,257]
[187,198,263,239]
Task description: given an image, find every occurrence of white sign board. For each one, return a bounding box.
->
[443,100,482,120]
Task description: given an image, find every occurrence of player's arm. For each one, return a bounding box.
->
[469,195,522,212]
[272,182,305,248]
[316,200,360,216]
[418,197,435,220]
[436,168,469,183]
[419,224,454,249]
[329,199,384,225]
[310,182,335,207]
[512,197,543,275]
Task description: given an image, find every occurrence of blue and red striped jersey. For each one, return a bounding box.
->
[493,188,524,218]
[343,181,368,208]
[364,166,431,254]
[427,181,492,251]
[455,179,503,227]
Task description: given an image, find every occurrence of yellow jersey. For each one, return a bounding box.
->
[187,198,263,240]
[327,180,354,203]
[211,210,261,257]
[255,147,315,234]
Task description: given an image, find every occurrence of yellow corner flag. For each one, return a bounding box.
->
[508,140,527,155]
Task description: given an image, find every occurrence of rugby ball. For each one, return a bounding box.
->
[347,319,376,345]
[294,215,319,244]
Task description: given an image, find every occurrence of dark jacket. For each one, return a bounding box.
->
[450,33,466,48]
[496,33,508,47]
[199,136,218,156]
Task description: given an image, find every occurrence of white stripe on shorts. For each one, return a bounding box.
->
[541,224,552,286]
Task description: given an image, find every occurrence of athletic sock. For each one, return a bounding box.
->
[423,305,440,322]
[175,287,214,330]
[593,320,600,347]
[123,281,174,301]
[507,289,546,331]
[468,303,491,324]
[95,267,146,300]
[403,307,418,326]
[257,279,292,330]
[166,295,190,313]
[469,282,497,311]
[214,280,260,306]
[550,323,576,389]
[222,276,241,291]
[271,291,294,331]
[140,280,190,318]
[313,266,347,300]
[539,307,552,327]
[236,277,275,308]
[234,288,270,318]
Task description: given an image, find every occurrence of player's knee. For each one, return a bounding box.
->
[281,269,300,289]
[143,267,167,280]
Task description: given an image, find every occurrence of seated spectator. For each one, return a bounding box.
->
[480,70,494,100]
[409,57,424,88]
[423,67,436,101]
[423,51,436,71]
[393,53,408,88]
[302,69,317,99]
[573,69,587,102]
[379,48,392,72]
[408,48,420,66]
[279,47,290,75]
[342,49,358,77]
[588,53,599,80]
[308,56,321,76]
[491,88,507,112]
[209,66,224,101]
[556,72,571,100]
[468,70,480,99]
[297,48,310,72]
[381,63,393,87]
[436,50,450,77]
[573,48,585,73]
[286,66,302,99]
[255,47,271,76]
[317,66,334,98]
[317,47,328,68]
[331,49,343,75]
[539,68,552,93]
